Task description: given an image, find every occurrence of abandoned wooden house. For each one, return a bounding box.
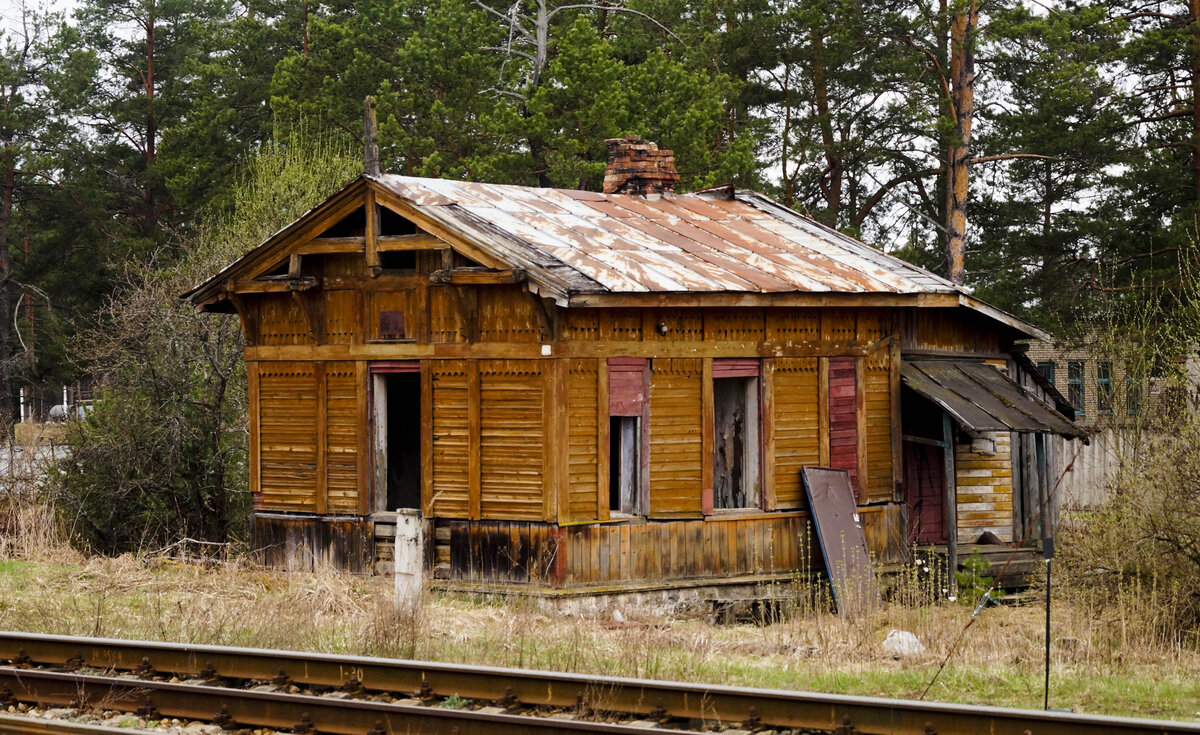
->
[185,136,1085,599]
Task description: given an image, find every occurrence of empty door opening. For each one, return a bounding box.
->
[609,416,640,514]
[373,371,421,511]
[713,375,760,509]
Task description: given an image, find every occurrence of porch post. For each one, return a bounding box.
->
[943,412,958,594]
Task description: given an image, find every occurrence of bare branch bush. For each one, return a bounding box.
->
[46,128,361,556]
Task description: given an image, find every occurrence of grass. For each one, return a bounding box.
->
[0,552,1196,720]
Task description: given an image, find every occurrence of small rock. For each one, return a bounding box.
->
[394,698,423,706]
[475,706,507,715]
[882,629,925,658]
[324,691,351,700]
[723,730,754,735]
[549,713,576,720]
[626,720,660,729]
[183,723,225,734]
[43,708,77,719]
[250,684,276,692]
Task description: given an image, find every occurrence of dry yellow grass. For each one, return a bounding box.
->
[0,547,1196,720]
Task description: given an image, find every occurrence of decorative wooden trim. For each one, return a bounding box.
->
[315,363,328,515]
[818,357,830,467]
[701,358,714,515]
[596,360,610,522]
[762,357,776,511]
[365,189,381,270]
[369,360,421,373]
[291,291,325,344]
[528,293,557,342]
[228,277,318,294]
[356,361,370,517]
[226,293,259,346]
[295,236,364,255]
[430,268,527,286]
[379,233,448,251]
[468,361,481,520]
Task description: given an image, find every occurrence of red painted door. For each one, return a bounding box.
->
[904,441,946,544]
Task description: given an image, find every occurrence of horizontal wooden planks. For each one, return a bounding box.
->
[430,362,470,518]
[258,362,319,511]
[773,358,820,508]
[567,360,601,522]
[649,358,703,517]
[324,363,362,513]
[863,352,893,503]
[479,360,546,521]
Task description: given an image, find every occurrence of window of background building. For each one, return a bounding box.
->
[1037,361,1055,383]
[1098,362,1113,414]
[1068,361,1084,414]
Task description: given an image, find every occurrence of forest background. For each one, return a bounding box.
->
[2,0,1198,548]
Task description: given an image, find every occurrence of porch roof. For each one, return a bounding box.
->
[901,360,1085,439]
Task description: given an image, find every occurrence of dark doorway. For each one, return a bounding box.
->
[713,375,760,509]
[609,416,640,514]
[375,371,421,511]
[901,388,948,544]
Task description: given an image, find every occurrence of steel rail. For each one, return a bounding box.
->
[1,631,1198,735]
[0,713,157,734]
[0,668,681,735]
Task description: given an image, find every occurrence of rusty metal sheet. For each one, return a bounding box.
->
[955,361,1085,438]
[801,467,880,616]
[900,362,1010,432]
[902,361,1085,439]
[371,174,966,296]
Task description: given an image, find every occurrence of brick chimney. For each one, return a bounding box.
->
[603,135,679,195]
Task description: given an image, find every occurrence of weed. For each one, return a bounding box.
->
[439,694,470,709]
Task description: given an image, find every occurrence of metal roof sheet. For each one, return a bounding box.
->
[900,361,1085,439]
[372,175,965,297]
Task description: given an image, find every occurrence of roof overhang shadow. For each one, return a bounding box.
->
[900,360,1087,440]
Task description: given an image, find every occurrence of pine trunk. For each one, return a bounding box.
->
[945,0,977,286]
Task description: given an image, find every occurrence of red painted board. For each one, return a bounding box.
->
[801,466,880,615]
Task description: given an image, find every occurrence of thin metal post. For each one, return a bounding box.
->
[942,412,957,595]
[1043,536,1054,711]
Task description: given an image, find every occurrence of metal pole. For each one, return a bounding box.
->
[1044,536,1054,710]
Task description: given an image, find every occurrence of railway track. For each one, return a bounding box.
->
[0,631,1195,735]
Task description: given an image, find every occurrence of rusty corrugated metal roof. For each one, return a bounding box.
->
[901,361,1085,438]
[372,175,961,296]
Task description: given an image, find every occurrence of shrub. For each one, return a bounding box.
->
[49,129,361,555]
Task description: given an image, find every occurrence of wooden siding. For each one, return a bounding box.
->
[253,360,366,514]
[479,360,545,520]
[257,295,308,346]
[567,359,601,522]
[324,363,362,513]
[430,361,470,518]
[256,361,318,511]
[649,358,703,517]
[900,307,1002,355]
[955,431,1014,543]
[773,357,820,508]
[252,514,373,574]
[433,505,906,587]
[863,351,893,502]
[562,515,811,586]
[828,356,859,495]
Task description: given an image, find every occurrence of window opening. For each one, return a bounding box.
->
[713,375,761,509]
[1067,360,1084,414]
[1037,361,1055,383]
[1097,361,1112,414]
[373,371,421,511]
[609,416,640,514]
[379,250,417,271]
[1126,376,1141,415]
